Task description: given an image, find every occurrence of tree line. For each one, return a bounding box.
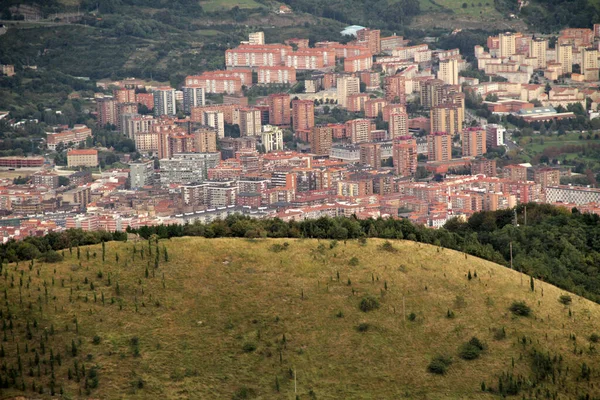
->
[5,203,600,304]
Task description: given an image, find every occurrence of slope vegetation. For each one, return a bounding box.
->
[1,237,599,399]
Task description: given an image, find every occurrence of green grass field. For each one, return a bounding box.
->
[1,237,599,399]
[417,0,498,16]
[200,0,265,12]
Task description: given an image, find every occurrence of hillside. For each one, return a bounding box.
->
[0,237,599,399]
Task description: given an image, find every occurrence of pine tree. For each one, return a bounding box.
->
[77,246,80,260]
[468,271,472,280]
[163,246,168,262]
[102,241,106,262]
[115,253,119,263]
[530,276,535,292]
[71,340,77,357]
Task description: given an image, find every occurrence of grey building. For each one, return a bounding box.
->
[129,160,155,189]
[159,153,220,185]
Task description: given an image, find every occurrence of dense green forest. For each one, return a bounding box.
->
[7,204,600,306]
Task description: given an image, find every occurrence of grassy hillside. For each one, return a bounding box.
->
[1,237,599,399]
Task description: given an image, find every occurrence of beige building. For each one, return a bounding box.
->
[134,131,159,154]
[430,105,464,137]
[336,76,360,108]
[248,32,265,45]
[427,132,452,162]
[461,128,486,157]
[239,108,262,136]
[194,126,217,153]
[529,38,548,69]
[581,47,599,80]
[67,149,99,168]
[437,58,459,85]
[499,32,516,58]
[556,43,573,74]
[388,111,409,140]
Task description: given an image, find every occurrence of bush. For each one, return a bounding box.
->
[356,323,370,332]
[92,335,101,345]
[509,301,531,317]
[232,386,257,399]
[590,333,600,343]
[349,257,359,266]
[380,241,397,252]
[493,326,506,340]
[40,250,63,263]
[558,294,572,305]
[269,243,288,253]
[427,355,452,375]
[242,342,257,353]
[359,295,380,312]
[459,344,481,360]
[408,312,416,321]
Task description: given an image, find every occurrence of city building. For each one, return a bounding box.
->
[159,153,221,185]
[310,125,333,155]
[292,100,315,132]
[67,149,99,168]
[32,172,59,189]
[260,125,284,153]
[388,111,409,140]
[239,108,262,136]
[336,76,360,108]
[46,125,92,150]
[182,86,206,114]
[345,119,372,144]
[461,127,486,157]
[437,58,459,85]
[203,111,225,138]
[257,66,297,84]
[485,124,505,148]
[556,43,573,74]
[153,87,177,117]
[194,126,218,153]
[248,31,265,45]
[430,105,464,136]
[357,28,381,54]
[427,132,452,162]
[268,93,291,126]
[97,98,118,127]
[359,143,381,167]
[129,160,155,189]
[393,136,417,177]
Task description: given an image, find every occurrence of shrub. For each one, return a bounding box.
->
[349,257,360,266]
[92,335,101,345]
[335,311,344,318]
[232,386,257,399]
[509,301,531,317]
[468,336,485,351]
[359,295,380,312]
[427,355,452,375]
[558,294,572,305]
[242,342,257,353]
[459,343,481,360]
[40,250,63,263]
[269,244,287,253]
[356,323,370,332]
[590,333,600,343]
[380,241,397,252]
[446,309,455,319]
[408,312,416,321]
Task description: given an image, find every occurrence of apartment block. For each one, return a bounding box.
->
[225,44,291,68]
[260,125,284,152]
[344,54,373,73]
[437,58,459,85]
[388,111,409,140]
[268,93,291,126]
[359,143,381,167]
[384,75,406,103]
[336,76,360,108]
[182,86,206,114]
[285,49,335,69]
[159,153,221,185]
[292,100,315,132]
[248,31,265,45]
[310,126,333,156]
[203,111,225,138]
[345,119,373,144]
[365,98,387,118]
[97,98,118,127]
[471,158,497,177]
[427,132,452,162]
[153,87,177,116]
[239,108,262,136]
[257,66,297,84]
[430,105,464,136]
[485,124,505,148]
[461,127,486,157]
[46,125,92,150]
[347,93,370,113]
[356,28,381,54]
[129,160,155,189]
[393,136,417,177]
[194,126,218,153]
[67,149,99,168]
[113,88,136,103]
